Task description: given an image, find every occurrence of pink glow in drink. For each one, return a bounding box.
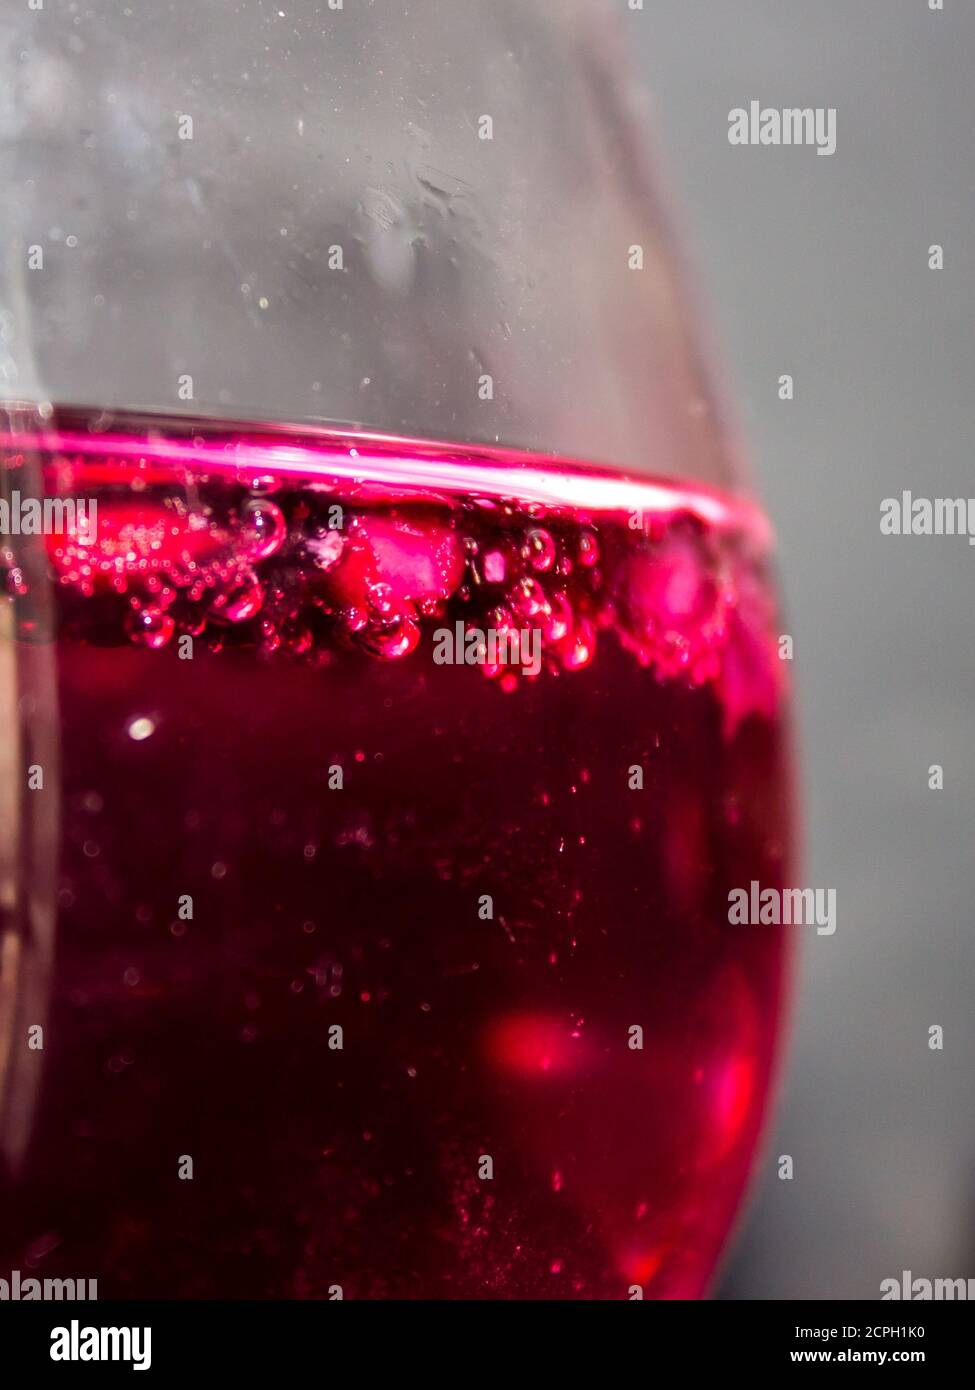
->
[0,406,792,1298]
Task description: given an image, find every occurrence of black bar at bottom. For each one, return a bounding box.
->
[0,1299,969,1376]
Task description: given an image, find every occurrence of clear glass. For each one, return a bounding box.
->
[0,0,742,484]
[0,0,792,1300]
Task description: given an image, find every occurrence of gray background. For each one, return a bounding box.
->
[635,0,974,1298]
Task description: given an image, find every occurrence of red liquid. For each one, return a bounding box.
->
[0,408,792,1299]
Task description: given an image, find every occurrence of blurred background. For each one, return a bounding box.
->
[633,0,975,1298]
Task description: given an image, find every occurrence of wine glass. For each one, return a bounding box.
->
[0,0,792,1298]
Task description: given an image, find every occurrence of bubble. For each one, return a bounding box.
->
[287,623,312,655]
[220,577,264,623]
[241,499,286,560]
[359,610,420,659]
[126,715,156,741]
[125,604,174,649]
[545,592,573,643]
[578,530,599,567]
[488,602,514,632]
[259,619,282,654]
[510,575,550,621]
[562,620,595,671]
[523,526,556,573]
[366,580,396,618]
[340,604,368,635]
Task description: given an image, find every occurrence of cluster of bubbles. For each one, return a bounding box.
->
[40,490,289,654]
[25,466,777,716]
